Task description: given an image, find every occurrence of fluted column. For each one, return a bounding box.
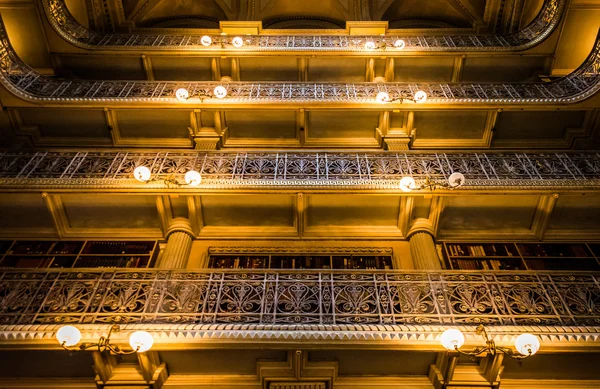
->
[408,219,442,270]
[158,218,194,269]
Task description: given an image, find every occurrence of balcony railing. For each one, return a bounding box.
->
[1,269,598,327]
[0,151,599,190]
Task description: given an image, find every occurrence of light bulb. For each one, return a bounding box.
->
[129,331,154,353]
[448,172,465,188]
[184,170,202,186]
[232,36,244,47]
[200,35,212,46]
[399,176,416,192]
[376,91,390,103]
[133,166,151,182]
[364,41,376,50]
[56,325,81,347]
[414,90,427,102]
[213,85,228,98]
[515,333,540,356]
[440,329,465,350]
[394,39,406,49]
[175,88,189,101]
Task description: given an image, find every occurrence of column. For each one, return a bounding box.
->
[158,218,194,269]
[408,219,442,270]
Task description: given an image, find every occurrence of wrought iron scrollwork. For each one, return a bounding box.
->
[0,269,597,326]
[42,0,565,52]
[0,14,598,105]
[0,151,599,190]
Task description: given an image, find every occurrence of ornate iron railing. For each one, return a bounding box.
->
[43,0,564,52]
[0,269,598,326]
[1,150,599,190]
[1,14,598,105]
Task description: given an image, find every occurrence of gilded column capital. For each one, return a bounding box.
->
[166,217,195,239]
[406,218,436,240]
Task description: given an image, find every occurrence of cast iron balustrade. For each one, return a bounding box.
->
[43,0,564,52]
[1,13,599,105]
[0,269,598,326]
[0,151,599,190]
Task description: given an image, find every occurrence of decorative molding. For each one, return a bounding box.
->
[208,246,394,254]
[0,150,599,191]
[42,0,565,52]
[2,18,600,106]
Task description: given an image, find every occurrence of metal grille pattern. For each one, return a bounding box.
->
[43,0,563,52]
[0,269,598,326]
[0,16,598,105]
[1,151,599,190]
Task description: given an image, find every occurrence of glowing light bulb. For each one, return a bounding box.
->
[364,41,376,50]
[56,325,81,347]
[376,91,390,103]
[232,36,244,47]
[414,90,427,102]
[448,172,465,188]
[133,166,151,182]
[515,333,540,356]
[184,170,202,186]
[394,39,406,49]
[200,35,212,46]
[175,88,189,101]
[213,85,228,98]
[399,176,416,192]
[440,329,465,350]
[129,331,154,353]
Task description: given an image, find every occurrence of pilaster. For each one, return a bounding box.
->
[407,219,442,270]
[158,218,195,269]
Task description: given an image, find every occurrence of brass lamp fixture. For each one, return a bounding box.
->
[376,90,427,104]
[175,85,228,102]
[440,325,541,360]
[56,324,154,355]
[399,172,465,192]
[133,166,202,187]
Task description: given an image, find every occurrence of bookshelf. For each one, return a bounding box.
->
[208,253,393,270]
[443,242,600,271]
[0,240,158,269]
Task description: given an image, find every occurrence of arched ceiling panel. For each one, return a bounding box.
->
[123,0,230,25]
[381,0,475,28]
[257,0,352,27]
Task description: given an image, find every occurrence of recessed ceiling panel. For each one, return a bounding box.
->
[493,111,586,141]
[0,194,54,230]
[61,195,160,229]
[462,56,546,82]
[201,195,295,227]
[226,110,297,139]
[59,55,146,80]
[239,57,298,81]
[414,111,488,139]
[308,58,365,82]
[439,195,539,232]
[547,195,600,231]
[151,57,213,81]
[306,195,400,227]
[116,109,191,138]
[19,109,108,138]
[394,57,454,82]
[308,111,378,139]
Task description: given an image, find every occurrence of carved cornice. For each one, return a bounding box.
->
[0,150,599,191]
[0,17,598,106]
[0,323,599,348]
[42,0,565,52]
[209,246,393,254]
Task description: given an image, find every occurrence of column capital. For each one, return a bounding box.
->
[166,217,195,239]
[406,218,436,240]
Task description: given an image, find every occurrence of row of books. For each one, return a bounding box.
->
[209,256,393,270]
[446,244,516,257]
[75,256,147,268]
[82,241,154,255]
[453,259,521,271]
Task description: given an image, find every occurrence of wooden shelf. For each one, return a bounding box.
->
[0,240,158,269]
[443,242,600,271]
